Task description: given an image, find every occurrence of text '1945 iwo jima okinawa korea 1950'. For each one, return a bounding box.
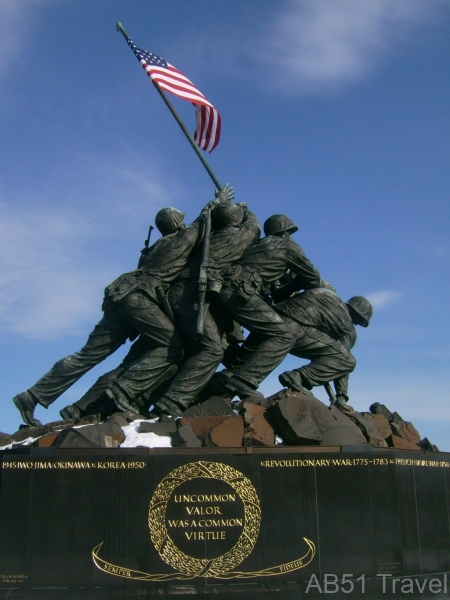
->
[11,22,375,447]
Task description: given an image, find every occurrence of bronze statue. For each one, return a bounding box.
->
[152,201,261,416]
[59,336,153,420]
[12,201,214,426]
[274,289,373,407]
[13,194,372,426]
[218,215,322,401]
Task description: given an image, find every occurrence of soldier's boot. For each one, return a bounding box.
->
[278,370,312,396]
[154,395,189,417]
[334,393,352,412]
[105,386,140,415]
[196,370,234,402]
[224,377,264,405]
[13,391,43,427]
[59,404,82,421]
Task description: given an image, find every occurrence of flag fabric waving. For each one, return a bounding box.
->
[126,37,221,153]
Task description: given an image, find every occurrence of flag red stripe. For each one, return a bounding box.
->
[140,63,213,107]
[157,81,213,107]
[144,65,200,90]
[194,105,221,152]
[129,39,221,152]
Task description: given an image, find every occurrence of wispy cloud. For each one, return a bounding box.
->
[0,202,110,340]
[365,290,401,309]
[253,0,447,94]
[0,0,57,78]
[426,243,450,260]
[59,153,178,240]
[0,156,172,341]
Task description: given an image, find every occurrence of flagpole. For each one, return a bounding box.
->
[116,22,222,191]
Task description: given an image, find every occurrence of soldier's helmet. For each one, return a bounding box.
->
[346,296,373,327]
[211,201,244,230]
[155,207,185,236]
[264,214,298,237]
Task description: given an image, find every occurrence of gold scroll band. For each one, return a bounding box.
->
[92,537,316,582]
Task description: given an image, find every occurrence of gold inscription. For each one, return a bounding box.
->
[260,459,331,467]
[0,574,28,584]
[185,506,222,515]
[174,494,235,502]
[2,461,146,469]
[92,459,316,582]
[168,518,243,528]
[93,536,316,581]
[103,564,131,577]
[148,461,260,578]
[394,458,450,467]
[260,458,450,468]
[169,491,241,541]
[185,531,226,540]
[280,559,303,572]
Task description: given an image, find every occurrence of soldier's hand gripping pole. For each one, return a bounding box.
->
[196,204,212,340]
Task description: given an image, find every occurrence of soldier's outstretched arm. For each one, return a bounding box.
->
[227,205,261,253]
[286,242,321,291]
[271,274,303,303]
[207,205,261,271]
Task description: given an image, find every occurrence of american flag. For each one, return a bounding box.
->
[127,38,221,153]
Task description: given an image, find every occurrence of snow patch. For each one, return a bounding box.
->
[120,419,172,448]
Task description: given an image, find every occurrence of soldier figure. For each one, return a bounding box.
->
[218,214,322,401]
[12,201,213,426]
[274,289,373,407]
[151,200,261,416]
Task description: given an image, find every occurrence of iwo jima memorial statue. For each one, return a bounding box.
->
[1,23,449,600]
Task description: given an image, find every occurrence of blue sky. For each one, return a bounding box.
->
[1,0,449,449]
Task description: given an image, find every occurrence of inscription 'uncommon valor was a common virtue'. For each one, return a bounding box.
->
[169,492,242,540]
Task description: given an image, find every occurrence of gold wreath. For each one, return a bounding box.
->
[148,461,261,578]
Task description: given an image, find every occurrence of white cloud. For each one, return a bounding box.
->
[90,163,176,233]
[0,0,57,78]
[255,0,447,93]
[365,290,401,309]
[0,203,107,339]
[0,156,172,341]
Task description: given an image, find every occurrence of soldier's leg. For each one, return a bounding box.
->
[61,337,152,419]
[27,309,130,407]
[281,321,356,389]
[221,287,296,390]
[106,293,184,408]
[221,332,263,370]
[14,309,131,425]
[333,374,350,405]
[64,366,123,418]
[156,281,224,413]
